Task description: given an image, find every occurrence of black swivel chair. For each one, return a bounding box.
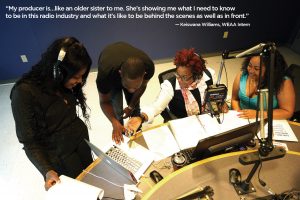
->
[158,68,178,122]
[287,64,300,122]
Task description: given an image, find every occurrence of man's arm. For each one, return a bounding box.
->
[122,79,149,119]
[99,92,125,144]
[128,79,149,108]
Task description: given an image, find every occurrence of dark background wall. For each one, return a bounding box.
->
[0,0,299,82]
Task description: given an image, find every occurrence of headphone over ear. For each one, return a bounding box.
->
[53,48,66,82]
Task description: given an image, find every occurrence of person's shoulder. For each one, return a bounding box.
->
[283,75,292,80]
[239,71,244,76]
[233,72,243,83]
[113,41,130,46]
[14,81,34,92]
[232,72,244,89]
[282,77,293,85]
[100,42,129,55]
[11,81,36,99]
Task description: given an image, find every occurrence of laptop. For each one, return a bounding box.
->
[181,120,261,163]
[85,139,153,182]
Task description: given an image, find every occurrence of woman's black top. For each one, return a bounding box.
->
[10,81,92,178]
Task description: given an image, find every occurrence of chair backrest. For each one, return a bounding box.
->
[157,68,177,122]
[158,68,176,84]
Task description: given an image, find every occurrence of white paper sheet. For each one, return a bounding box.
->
[142,111,254,158]
[169,115,207,150]
[46,175,104,200]
[143,125,180,161]
[169,111,249,149]
[141,111,298,162]
[197,111,249,137]
[258,120,298,142]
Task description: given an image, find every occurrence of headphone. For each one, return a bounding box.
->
[53,48,66,82]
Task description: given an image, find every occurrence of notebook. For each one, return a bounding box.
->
[85,139,153,181]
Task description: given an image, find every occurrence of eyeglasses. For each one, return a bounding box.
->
[174,72,193,82]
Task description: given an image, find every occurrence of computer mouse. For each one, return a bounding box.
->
[149,170,163,183]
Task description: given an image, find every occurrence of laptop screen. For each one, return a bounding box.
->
[192,120,261,159]
[85,139,137,184]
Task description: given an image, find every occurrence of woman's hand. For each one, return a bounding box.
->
[237,109,257,119]
[44,170,60,191]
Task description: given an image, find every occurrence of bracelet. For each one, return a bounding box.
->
[127,106,133,110]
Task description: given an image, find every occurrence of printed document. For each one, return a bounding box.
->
[46,175,104,200]
[258,120,298,142]
[143,125,180,161]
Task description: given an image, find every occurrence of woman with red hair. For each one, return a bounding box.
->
[126,48,215,132]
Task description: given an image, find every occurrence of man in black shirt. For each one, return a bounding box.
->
[96,42,154,144]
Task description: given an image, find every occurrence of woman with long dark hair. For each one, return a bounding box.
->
[10,37,93,190]
[231,50,295,119]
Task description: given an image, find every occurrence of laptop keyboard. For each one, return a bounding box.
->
[106,146,143,174]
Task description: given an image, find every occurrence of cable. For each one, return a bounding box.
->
[220,58,228,125]
[256,157,275,196]
[257,159,265,186]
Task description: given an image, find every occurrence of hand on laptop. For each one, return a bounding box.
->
[112,120,126,144]
[125,116,142,136]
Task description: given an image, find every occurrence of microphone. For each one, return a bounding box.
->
[204,52,228,124]
[235,43,266,58]
[204,84,227,123]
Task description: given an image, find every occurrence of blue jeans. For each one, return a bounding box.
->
[111,87,140,125]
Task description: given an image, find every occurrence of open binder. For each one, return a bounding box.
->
[143,111,252,161]
[143,111,298,161]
